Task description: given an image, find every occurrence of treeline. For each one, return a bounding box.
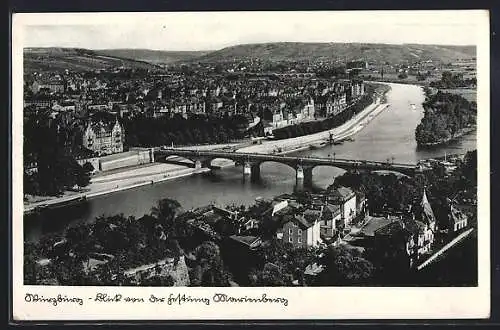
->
[272,93,373,139]
[429,71,476,89]
[24,112,92,196]
[123,113,249,147]
[415,90,476,146]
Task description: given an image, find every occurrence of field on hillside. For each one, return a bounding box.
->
[441,88,477,102]
[24,48,159,74]
[95,49,210,65]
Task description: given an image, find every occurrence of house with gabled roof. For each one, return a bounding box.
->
[449,203,468,232]
[327,186,357,229]
[274,205,322,248]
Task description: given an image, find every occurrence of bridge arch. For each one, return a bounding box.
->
[206,157,237,168]
[311,164,348,177]
[157,153,198,167]
[256,160,297,173]
[371,170,411,178]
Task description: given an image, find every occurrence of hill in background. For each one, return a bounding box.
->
[94,49,210,65]
[23,42,476,74]
[194,42,476,64]
[24,47,162,74]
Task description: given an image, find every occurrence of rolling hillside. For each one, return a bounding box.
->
[194,42,476,64]
[23,43,476,74]
[24,47,162,73]
[94,49,210,65]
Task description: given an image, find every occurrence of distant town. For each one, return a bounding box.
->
[23,42,477,287]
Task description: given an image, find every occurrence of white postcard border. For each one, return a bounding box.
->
[11,10,491,321]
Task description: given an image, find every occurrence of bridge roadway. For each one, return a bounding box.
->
[155,148,420,186]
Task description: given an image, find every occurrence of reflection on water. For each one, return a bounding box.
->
[24,83,476,242]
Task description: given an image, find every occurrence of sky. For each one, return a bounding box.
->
[17,11,486,51]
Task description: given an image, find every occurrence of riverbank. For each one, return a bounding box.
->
[417,126,476,148]
[238,101,390,155]
[24,164,211,213]
[24,90,391,214]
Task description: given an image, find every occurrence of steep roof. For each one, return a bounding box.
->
[229,235,262,249]
[374,220,412,240]
[420,189,436,225]
[450,204,467,224]
[328,186,356,203]
[359,216,396,237]
[322,204,342,219]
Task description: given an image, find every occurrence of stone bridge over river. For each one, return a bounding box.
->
[154,148,422,186]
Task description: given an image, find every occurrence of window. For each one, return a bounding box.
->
[288,235,293,243]
[298,235,302,244]
[288,227,293,236]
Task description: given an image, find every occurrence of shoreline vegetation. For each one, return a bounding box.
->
[416,127,476,148]
[415,71,477,148]
[415,87,476,148]
[24,84,392,213]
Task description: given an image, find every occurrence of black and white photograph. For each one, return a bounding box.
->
[12,10,490,320]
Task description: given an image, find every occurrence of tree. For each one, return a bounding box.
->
[317,245,374,286]
[249,264,288,286]
[150,198,182,236]
[65,224,95,269]
[82,162,95,173]
[398,72,408,79]
[195,241,221,266]
[75,165,91,188]
[141,274,175,287]
[190,241,231,287]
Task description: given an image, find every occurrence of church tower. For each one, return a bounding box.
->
[420,189,437,232]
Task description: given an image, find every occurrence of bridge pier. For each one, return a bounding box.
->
[192,157,213,171]
[243,162,261,182]
[296,165,313,187]
[251,163,261,181]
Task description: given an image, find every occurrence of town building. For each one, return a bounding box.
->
[301,97,315,120]
[30,75,65,94]
[82,118,124,156]
[449,203,468,232]
[373,214,435,268]
[24,95,55,110]
[327,186,357,228]
[275,206,322,248]
[320,203,342,239]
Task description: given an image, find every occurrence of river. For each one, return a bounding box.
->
[24,83,477,242]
